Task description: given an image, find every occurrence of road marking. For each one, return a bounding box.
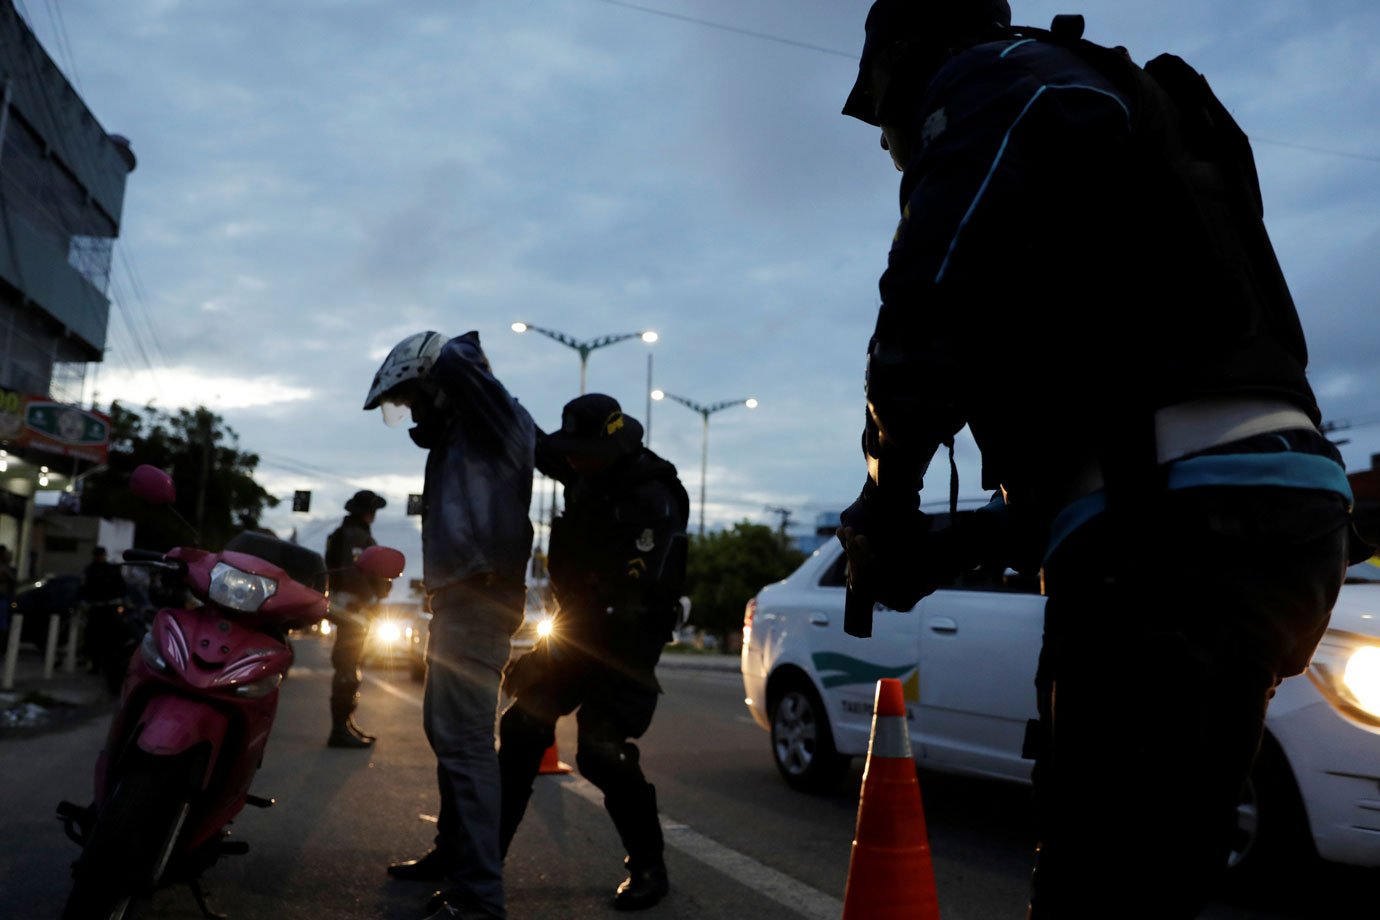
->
[361,673,843,919]
[559,773,842,919]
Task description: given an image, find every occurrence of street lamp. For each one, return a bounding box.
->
[511,322,657,395]
[651,390,758,537]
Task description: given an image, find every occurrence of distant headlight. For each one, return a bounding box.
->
[1308,631,1380,724]
[536,618,554,639]
[375,621,402,644]
[208,563,278,613]
[320,619,332,636]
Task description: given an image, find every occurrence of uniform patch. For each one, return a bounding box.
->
[635,528,655,552]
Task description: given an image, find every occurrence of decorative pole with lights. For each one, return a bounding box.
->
[650,390,758,537]
[510,322,658,396]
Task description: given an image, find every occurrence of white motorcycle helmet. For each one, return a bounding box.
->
[363,331,445,427]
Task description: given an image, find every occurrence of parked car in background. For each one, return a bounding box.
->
[10,574,82,648]
[741,518,1380,877]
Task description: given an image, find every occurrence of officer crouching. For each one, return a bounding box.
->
[498,394,690,911]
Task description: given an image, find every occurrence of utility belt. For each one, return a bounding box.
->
[1063,396,1317,505]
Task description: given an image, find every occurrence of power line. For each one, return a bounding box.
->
[594,0,1380,166]
[596,0,855,59]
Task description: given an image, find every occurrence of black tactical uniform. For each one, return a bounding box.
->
[498,394,689,912]
[325,490,389,748]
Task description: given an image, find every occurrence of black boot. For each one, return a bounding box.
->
[387,848,457,881]
[328,691,373,748]
[328,725,373,748]
[346,716,376,743]
[614,858,669,911]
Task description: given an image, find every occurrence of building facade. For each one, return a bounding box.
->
[0,0,133,578]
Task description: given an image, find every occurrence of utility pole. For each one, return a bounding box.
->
[765,505,792,542]
[195,410,212,534]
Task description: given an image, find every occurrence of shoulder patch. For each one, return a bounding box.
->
[635,528,655,552]
[921,106,948,150]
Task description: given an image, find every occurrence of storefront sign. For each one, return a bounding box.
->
[0,387,110,463]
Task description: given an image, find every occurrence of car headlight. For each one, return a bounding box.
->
[536,618,554,639]
[375,621,402,643]
[139,631,169,672]
[1307,630,1380,724]
[232,673,283,699]
[208,563,278,613]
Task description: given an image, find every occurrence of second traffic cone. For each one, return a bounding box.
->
[538,740,572,775]
[841,677,939,920]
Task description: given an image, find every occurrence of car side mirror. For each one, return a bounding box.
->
[130,465,176,505]
[356,545,405,580]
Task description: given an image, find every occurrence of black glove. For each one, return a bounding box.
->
[837,481,995,614]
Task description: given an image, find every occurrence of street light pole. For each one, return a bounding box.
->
[511,323,657,396]
[650,391,758,537]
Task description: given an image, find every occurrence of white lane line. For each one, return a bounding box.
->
[559,772,842,919]
[361,673,843,919]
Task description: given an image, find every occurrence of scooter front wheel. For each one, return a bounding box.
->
[61,755,197,920]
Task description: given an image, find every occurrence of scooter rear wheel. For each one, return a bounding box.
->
[61,755,197,920]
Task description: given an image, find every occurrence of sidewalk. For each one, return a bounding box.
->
[658,648,741,672]
[0,639,114,737]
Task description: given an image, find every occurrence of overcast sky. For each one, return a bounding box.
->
[22,0,1380,583]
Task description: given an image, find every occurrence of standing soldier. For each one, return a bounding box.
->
[325,490,390,749]
[497,394,690,912]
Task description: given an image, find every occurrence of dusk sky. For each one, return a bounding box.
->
[22,0,1380,584]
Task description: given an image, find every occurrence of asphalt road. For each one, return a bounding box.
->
[2,636,1377,919]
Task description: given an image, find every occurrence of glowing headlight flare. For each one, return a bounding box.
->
[208,563,278,613]
[1309,632,1380,724]
[320,619,332,636]
[376,621,403,643]
[1343,646,1380,716]
[536,618,554,639]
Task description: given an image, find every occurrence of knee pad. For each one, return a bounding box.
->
[576,739,641,789]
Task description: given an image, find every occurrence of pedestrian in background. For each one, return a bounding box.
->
[365,330,535,920]
[499,394,689,912]
[324,489,390,749]
[79,546,127,675]
[835,2,1368,917]
[0,545,15,638]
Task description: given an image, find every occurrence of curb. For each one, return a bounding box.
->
[658,653,741,673]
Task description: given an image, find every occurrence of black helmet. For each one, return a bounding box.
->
[544,394,644,460]
[842,0,1012,126]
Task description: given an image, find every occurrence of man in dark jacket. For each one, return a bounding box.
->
[837,2,1364,917]
[365,331,535,920]
[498,394,689,912]
[324,490,390,748]
[80,546,127,674]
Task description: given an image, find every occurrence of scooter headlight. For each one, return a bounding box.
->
[1307,630,1380,725]
[139,631,169,673]
[208,563,278,613]
[231,673,284,699]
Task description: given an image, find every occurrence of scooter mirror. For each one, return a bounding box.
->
[356,545,405,580]
[130,465,177,505]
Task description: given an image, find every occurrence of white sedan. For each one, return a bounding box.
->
[741,531,1380,873]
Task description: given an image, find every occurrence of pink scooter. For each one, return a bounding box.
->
[57,465,404,920]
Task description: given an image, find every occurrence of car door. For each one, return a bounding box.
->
[808,546,923,757]
[913,560,1045,782]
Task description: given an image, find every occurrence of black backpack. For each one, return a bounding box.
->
[1008,15,1313,400]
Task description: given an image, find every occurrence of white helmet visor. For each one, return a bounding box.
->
[380,399,413,428]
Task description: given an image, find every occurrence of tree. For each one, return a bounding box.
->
[684,521,806,652]
[79,403,280,551]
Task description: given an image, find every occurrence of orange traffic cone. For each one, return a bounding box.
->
[538,740,572,775]
[841,677,939,920]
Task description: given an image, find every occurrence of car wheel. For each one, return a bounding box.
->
[769,677,848,793]
[1228,734,1314,878]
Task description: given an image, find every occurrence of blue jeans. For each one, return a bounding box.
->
[423,581,522,918]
